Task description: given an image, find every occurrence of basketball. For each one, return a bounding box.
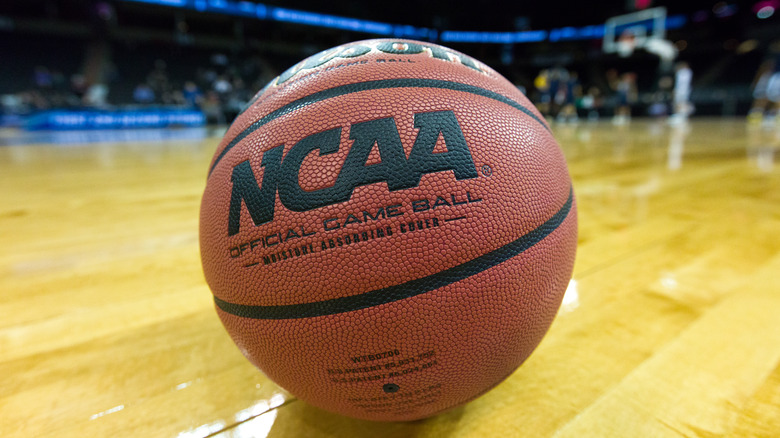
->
[199,39,577,421]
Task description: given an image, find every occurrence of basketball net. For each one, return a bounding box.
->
[616,33,636,58]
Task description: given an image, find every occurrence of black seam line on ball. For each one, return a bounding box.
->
[213,186,573,320]
[208,78,550,177]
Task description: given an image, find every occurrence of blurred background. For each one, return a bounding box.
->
[1,0,778,133]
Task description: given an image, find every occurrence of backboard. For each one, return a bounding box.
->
[603,7,667,57]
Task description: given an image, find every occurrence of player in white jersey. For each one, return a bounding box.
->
[669,61,692,125]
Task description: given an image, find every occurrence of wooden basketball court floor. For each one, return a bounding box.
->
[1,118,779,437]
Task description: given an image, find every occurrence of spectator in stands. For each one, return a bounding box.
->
[199,68,218,87]
[84,83,109,108]
[534,69,552,116]
[182,81,203,108]
[213,75,232,97]
[133,83,155,104]
[70,74,88,104]
[223,77,251,121]
[1,94,24,116]
[147,59,170,96]
[33,66,53,89]
[201,91,225,125]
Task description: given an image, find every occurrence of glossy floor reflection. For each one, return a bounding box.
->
[1,119,778,437]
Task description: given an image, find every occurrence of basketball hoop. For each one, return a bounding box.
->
[603,7,667,57]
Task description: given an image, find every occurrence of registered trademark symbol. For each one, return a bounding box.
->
[481,164,493,177]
